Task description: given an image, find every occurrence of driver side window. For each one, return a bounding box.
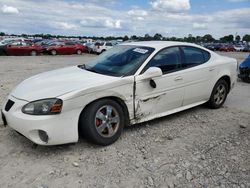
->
[143,47,182,74]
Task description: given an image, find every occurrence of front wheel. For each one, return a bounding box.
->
[208,79,228,109]
[51,50,57,56]
[76,49,82,55]
[30,50,37,56]
[79,99,125,146]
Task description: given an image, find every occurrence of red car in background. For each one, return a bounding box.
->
[6,41,43,56]
[46,41,88,55]
[219,45,235,52]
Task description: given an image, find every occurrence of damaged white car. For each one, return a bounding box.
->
[1,41,237,146]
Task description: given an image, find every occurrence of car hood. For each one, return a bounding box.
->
[11,66,120,101]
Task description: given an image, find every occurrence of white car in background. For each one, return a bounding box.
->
[234,45,244,52]
[0,37,26,46]
[93,41,114,54]
[2,41,237,146]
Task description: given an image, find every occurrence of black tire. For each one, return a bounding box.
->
[208,79,229,109]
[79,99,125,146]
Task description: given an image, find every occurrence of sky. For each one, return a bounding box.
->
[0,0,249,39]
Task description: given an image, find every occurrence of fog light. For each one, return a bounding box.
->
[38,130,49,143]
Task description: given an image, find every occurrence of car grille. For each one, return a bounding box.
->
[5,100,15,112]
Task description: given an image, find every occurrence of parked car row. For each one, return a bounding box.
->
[0,38,117,56]
[0,39,89,56]
[204,43,250,52]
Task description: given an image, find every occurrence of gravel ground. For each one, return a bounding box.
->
[0,52,249,188]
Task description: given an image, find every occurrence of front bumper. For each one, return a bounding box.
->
[2,96,80,145]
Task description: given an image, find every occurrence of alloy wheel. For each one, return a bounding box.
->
[94,105,120,138]
[214,84,226,105]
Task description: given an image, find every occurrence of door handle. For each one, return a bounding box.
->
[209,68,215,71]
[174,76,183,81]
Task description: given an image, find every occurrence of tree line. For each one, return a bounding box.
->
[1,32,250,42]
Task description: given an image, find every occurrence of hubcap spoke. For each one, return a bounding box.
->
[219,88,225,94]
[106,106,113,117]
[109,116,119,123]
[214,92,219,100]
[97,122,108,133]
[107,125,114,135]
[214,92,220,104]
[96,111,106,121]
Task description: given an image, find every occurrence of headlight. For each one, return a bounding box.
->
[22,98,63,115]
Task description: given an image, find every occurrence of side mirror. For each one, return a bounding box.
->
[139,67,163,80]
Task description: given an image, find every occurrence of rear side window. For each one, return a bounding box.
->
[106,43,113,46]
[95,42,104,46]
[65,42,75,45]
[181,46,210,68]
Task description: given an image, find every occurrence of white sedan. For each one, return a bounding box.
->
[1,41,237,146]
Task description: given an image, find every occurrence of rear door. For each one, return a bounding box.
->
[65,42,76,54]
[19,42,31,55]
[180,46,215,106]
[57,43,67,54]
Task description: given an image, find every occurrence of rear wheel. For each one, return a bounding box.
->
[79,99,125,146]
[51,50,57,56]
[30,50,37,56]
[208,79,228,109]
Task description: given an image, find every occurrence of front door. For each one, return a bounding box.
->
[134,47,185,122]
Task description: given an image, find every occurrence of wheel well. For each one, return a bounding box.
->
[219,75,231,93]
[78,96,130,132]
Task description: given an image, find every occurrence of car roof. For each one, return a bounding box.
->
[121,41,204,50]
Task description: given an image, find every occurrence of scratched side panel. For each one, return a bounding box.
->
[133,73,185,123]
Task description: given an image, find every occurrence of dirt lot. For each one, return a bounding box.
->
[0,52,249,188]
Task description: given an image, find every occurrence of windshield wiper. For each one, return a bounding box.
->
[78,64,100,74]
[78,64,86,69]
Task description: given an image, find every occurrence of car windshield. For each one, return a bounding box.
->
[80,45,154,77]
